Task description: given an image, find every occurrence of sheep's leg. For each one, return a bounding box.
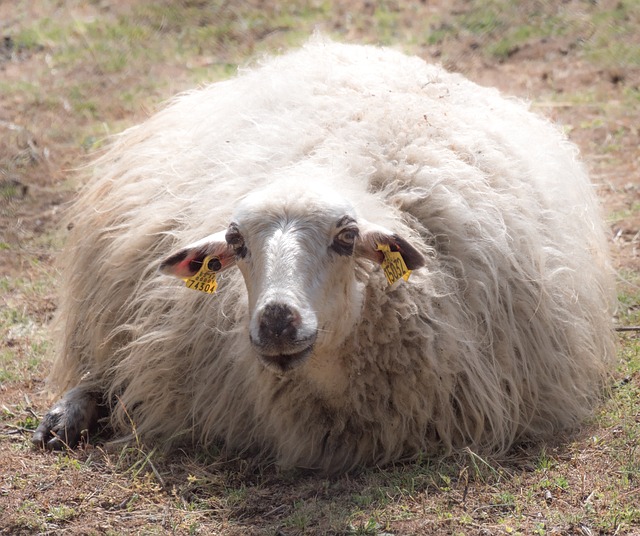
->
[32,386,106,450]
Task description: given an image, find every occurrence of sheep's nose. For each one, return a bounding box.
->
[258,302,301,344]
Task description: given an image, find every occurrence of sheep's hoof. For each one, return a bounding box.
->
[32,387,103,450]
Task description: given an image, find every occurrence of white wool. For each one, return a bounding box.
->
[50,37,615,473]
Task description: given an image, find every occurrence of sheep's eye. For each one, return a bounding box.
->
[331,226,359,256]
[225,224,247,258]
[337,228,358,245]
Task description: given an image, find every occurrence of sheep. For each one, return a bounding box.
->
[33,37,615,474]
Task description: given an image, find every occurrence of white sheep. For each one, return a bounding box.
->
[33,37,615,473]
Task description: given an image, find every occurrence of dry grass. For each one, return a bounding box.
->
[1,1,639,534]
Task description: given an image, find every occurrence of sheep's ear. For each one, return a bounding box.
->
[355,224,426,271]
[159,231,236,278]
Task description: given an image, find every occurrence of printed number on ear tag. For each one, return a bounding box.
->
[183,256,220,294]
[377,244,411,286]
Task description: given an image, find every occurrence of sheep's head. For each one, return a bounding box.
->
[160,183,425,373]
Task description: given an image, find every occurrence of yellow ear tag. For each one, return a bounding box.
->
[377,243,411,286]
[183,256,219,294]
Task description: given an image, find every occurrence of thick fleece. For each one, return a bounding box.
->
[45,38,614,473]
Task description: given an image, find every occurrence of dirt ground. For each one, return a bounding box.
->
[1,1,639,535]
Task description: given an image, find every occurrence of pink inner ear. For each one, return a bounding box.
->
[160,230,237,279]
[160,249,205,278]
[178,256,200,276]
[167,255,196,278]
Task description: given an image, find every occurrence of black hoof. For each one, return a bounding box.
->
[32,387,103,450]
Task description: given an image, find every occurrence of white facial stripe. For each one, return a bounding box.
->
[229,184,364,370]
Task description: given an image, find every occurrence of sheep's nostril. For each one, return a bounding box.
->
[259,303,301,343]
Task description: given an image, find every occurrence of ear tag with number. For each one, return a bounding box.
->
[377,243,411,286]
[183,256,220,294]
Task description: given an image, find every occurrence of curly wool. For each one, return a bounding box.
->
[49,37,614,473]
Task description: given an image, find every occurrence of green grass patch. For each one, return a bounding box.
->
[426,0,640,67]
[0,272,55,391]
[47,504,77,522]
[617,277,640,326]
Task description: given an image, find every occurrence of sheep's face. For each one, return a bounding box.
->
[160,185,425,373]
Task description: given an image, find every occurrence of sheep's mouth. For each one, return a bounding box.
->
[257,344,314,372]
